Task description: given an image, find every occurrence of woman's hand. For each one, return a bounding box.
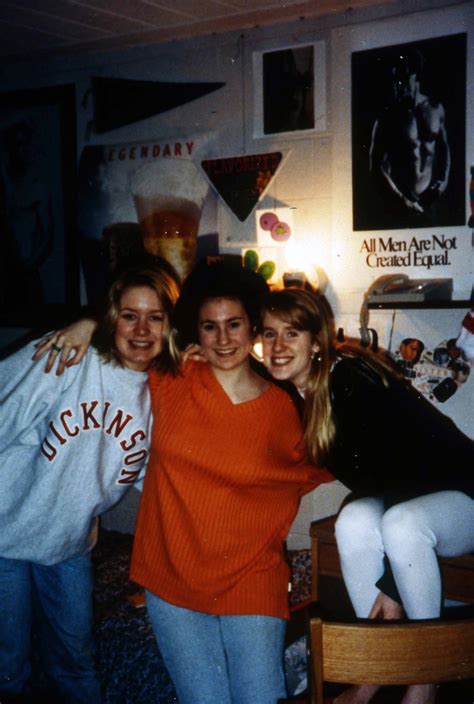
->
[368,592,404,620]
[182,344,206,364]
[32,318,98,375]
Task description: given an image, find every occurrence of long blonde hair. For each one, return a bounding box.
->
[261,288,400,466]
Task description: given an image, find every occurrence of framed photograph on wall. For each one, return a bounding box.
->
[253,41,326,138]
[0,84,78,327]
[352,33,466,231]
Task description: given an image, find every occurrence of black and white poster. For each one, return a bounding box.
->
[253,42,326,138]
[0,85,78,326]
[352,33,466,231]
[263,45,315,135]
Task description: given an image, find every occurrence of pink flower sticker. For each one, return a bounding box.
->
[259,212,279,231]
[271,221,291,242]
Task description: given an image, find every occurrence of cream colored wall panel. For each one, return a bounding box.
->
[270,140,317,201]
[286,481,350,550]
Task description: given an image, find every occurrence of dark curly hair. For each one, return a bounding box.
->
[172,259,269,350]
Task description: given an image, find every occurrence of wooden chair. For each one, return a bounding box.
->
[309,615,474,704]
[279,516,474,703]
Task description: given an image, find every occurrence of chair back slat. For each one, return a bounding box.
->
[310,617,474,690]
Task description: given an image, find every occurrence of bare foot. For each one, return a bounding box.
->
[400,684,437,704]
[333,684,380,704]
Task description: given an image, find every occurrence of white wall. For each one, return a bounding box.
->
[2,0,472,546]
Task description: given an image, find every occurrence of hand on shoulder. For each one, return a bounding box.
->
[32,318,97,375]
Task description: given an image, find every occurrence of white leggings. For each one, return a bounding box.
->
[335,491,474,619]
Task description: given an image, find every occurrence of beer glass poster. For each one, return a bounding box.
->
[77,137,216,303]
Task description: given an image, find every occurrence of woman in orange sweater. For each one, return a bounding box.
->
[129,260,331,704]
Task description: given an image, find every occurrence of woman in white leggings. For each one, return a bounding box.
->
[260,288,474,704]
[335,491,474,620]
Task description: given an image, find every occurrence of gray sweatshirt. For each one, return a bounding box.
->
[0,342,152,565]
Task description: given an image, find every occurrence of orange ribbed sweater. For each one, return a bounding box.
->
[130,361,331,619]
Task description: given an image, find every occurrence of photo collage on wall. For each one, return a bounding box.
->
[391,329,471,403]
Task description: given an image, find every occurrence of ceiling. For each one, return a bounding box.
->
[0,0,395,62]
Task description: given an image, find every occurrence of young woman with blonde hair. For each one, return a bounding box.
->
[0,265,179,703]
[260,287,474,704]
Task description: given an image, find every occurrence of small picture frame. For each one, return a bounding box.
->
[253,41,326,139]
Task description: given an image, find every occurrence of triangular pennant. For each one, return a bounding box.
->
[201,152,283,221]
[90,77,225,133]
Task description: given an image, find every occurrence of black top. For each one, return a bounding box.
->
[329,356,473,505]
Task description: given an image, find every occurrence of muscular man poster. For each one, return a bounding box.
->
[352,34,466,231]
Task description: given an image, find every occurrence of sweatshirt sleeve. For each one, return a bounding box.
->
[0,339,75,451]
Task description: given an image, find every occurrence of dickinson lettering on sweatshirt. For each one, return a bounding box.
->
[0,342,152,565]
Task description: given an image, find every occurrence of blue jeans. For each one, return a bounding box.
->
[146,592,287,704]
[0,552,102,703]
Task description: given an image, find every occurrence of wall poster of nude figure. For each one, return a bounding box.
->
[0,84,79,328]
[352,33,466,232]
